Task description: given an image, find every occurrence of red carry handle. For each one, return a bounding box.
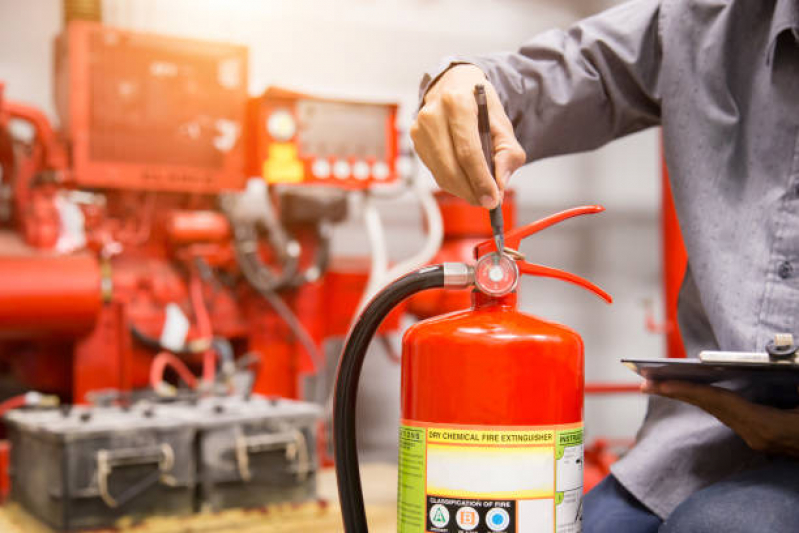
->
[474,205,612,303]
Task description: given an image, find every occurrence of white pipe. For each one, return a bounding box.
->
[355,179,444,314]
[357,193,390,313]
[380,181,443,286]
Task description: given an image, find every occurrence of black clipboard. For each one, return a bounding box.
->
[621,357,799,385]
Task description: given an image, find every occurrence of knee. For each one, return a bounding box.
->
[584,476,661,533]
[660,495,734,533]
[662,482,799,533]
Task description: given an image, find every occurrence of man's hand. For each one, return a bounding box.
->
[643,379,799,457]
[411,64,526,209]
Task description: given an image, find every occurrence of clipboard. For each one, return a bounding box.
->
[621,352,799,385]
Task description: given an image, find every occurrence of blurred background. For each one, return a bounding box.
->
[0,0,665,531]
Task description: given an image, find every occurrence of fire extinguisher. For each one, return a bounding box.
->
[334,205,612,533]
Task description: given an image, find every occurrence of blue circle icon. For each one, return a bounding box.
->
[486,507,510,531]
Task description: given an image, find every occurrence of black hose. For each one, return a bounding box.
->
[129,324,199,356]
[334,265,446,533]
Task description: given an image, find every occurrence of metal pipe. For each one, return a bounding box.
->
[0,254,101,338]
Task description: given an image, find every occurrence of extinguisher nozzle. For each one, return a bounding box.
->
[442,262,474,288]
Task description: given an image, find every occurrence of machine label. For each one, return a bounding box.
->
[398,421,584,533]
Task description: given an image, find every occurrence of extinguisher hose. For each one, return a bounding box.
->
[335,264,471,533]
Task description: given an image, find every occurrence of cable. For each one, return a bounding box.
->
[252,285,325,375]
[149,351,199,393]
[334,265,446,533]
[188,267,215,384]
[129,323,210,356]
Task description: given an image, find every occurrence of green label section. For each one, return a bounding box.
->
[397,425,426,533]
[555,427,583,460]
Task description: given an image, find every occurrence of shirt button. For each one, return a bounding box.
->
[778,260,794,279]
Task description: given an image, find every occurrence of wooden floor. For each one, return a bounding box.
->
[0,464,398,533]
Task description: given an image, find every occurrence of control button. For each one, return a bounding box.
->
[266,109,296,141]
[778,260,793,279]
[333,160,351,180]
[372,161,390,180]
[311,159,331,179]
[353,160,370,180]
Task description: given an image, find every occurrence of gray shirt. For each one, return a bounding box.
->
[421,0,799,519]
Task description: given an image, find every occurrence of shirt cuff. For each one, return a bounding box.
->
[417,59,489,111]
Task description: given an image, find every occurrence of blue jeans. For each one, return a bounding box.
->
[584,460,799,533]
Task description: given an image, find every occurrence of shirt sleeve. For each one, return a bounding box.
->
[419,0,664,162]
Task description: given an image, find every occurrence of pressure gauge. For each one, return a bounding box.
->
[267,109,296,141]
[474,253,518,297]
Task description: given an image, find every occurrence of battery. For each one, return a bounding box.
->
[5,404,195,531]
[160,394,320,511]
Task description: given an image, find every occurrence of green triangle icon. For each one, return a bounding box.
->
[433,508,446,523]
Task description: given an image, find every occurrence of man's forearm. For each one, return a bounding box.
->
[420,0,664,163]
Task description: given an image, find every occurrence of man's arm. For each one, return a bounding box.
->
[412,0,664,207]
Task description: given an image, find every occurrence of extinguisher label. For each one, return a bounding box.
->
[398,421,584,533]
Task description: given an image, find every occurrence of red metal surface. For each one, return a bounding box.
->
[403,208,610,426]
[0,440,8,503]
[434,190,516,237]
[166,210,231,244]
[584,383,641,394]
[323,257,404,338]
[55,22,249,193]
[0,22,400,410]
[247,87,399,190]
[662,162,688,358]
[0,252,101,338]
[402,290,585,426]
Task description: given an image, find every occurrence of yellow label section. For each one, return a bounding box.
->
[427,427,555,446]
[398,421,584,533]
[264,143,304,183]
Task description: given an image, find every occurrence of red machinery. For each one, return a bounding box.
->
[0,20,401,407]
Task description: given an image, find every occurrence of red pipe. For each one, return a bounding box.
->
[189,271,215,384]
[149,351,198,391]
[662,160,688,359]
[585,383,641,394]
[0,252,101,338]
[0,395,26,417]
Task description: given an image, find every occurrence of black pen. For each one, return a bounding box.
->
[474,84,505,256]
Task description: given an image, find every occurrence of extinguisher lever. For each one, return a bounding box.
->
[474,205,612,303]
[475,205,605,257]
[517,262,612,303]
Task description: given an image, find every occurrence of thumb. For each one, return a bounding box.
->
[493,137,526,193]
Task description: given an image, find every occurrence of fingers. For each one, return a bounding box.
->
[486,86,526,194]
[642,379,766,437]
[411,101,479,204]
[411,64,525,208]
[442,92,498,207]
